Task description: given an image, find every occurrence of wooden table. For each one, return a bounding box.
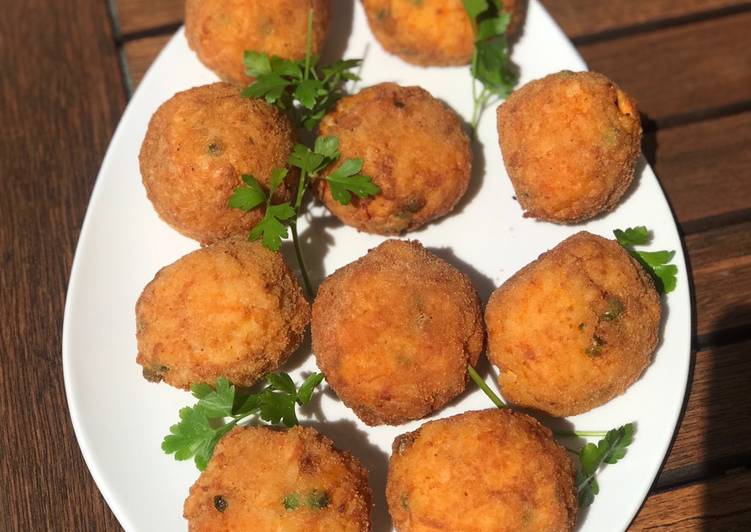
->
[2,1,750,530]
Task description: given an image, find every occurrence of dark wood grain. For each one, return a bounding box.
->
[631,472,751,530]
[0,0,126,530]
[114,0,183,36]
[112,0,751,40]
[123,34,172,91]
[651,111,751,231]
[579,12,751,123]
[686,221,751,339]
[540,0,751,39]
[657,341,751,486]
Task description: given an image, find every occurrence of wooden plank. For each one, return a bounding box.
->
[686,220,751,338]
[0,0,126,530]
[631,471,751,530]
[657,341,751,486]
[113,0,751,40]
[650,111,751,230]
[540,0,750,39]
[123,34,172,90]
[579,12,751,122]
[114,0,183,36]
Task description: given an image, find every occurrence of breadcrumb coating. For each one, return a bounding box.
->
[136,236,310,389]
[498,71,642,223]
[387,409,576,531]
[312,239,484,425]
[184,426,371,531]
[485,231,661,416]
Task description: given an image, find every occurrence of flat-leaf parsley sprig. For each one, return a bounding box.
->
[468,366,635,509]
[228,168,295,252]
[228,136,380,297]
[573,423,635,508]
[614,226,678,293]
[162,372,325,471]
[243,9,361,130]
[462,0,519,130]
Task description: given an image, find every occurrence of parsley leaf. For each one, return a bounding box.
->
[249,203,296,251]
[577,423,635,507]
[462,0,519,129]
[241,11,361,129]
[462,0,489,19]
[613,226,650,247]
[313,135,341,160]
[326,159,381,205]
[298,373,325,405]
[287,136,379,206]
[162,372,325,470]
[288,143,329,177]
[228,174,267,211]
[613,226,678,293]
[228,170,295,252]
[194,377,236,418]
[244,51,272,77]
[473,34,516,98]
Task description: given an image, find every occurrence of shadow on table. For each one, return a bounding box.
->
[702,304,751,530]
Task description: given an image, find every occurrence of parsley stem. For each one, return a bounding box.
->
[290,222,313,299]
[576,434,626,492]
[303,8,314,81]
[557,430,608,438]
[290,167,314,299]
[554,429,609,440]
[468,366,507,409]
[470,89,491,131]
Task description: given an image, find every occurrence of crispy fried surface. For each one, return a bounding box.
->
[312,240,484,425]
[185,0,330,85]
[386,409,576,532]
[485,232,661,417]
[362,0,524,66]
[316,83,471,234]
[139,82,297,245]
[497,71,642,223]
[184,426,372,532]
[135,237,310,389]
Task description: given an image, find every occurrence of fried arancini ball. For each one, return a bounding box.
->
[497,71,642,223]
[184,426,372,531]
[387,409,576,532]
[185,0,330,85]
[362,0,524,66]
[316,83,471,234]
[312,239,484,426]
[135,236,310,389]
[139,83,297,245]
[485,231,661,417]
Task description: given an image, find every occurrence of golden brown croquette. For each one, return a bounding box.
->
[485,231,661,417]
[362,0,525,66]
[498,71,642,223]
[316,83,471,234]
[136,236,310,390]
[312,239,484,425]
[139,83,297,245]
[387,409,577,532]
[184,426,372,531]
[185,0,330,86]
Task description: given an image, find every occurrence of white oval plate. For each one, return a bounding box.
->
[63,2,691,531]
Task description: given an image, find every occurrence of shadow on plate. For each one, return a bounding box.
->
[305,418,393,532]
